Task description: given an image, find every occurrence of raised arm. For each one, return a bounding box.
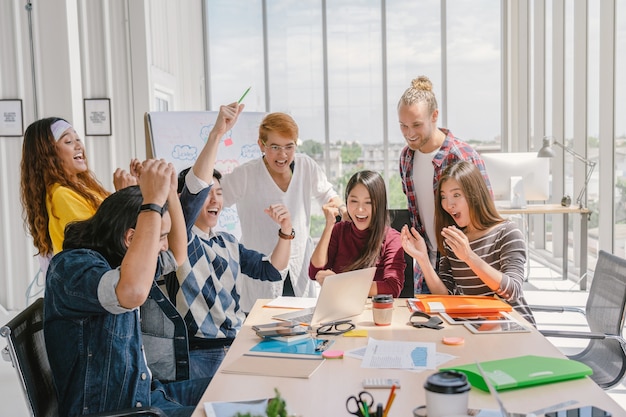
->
[193,102,244,183]
[309,202,338,269]
[165,162,187,266]
[264,203,293,270]
[117,159,173,308]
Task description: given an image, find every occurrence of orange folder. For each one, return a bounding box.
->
[408,295,512,314]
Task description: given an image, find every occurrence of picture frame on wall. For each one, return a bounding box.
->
[0,99,24,137]
[84,98,112,136]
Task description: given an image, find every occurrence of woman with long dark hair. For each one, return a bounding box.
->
[309,170,405,297]
[401,161,535,325]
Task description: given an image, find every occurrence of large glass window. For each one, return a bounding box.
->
[205,0,265,111]
[447,0,501,145]
[266,0,325,142]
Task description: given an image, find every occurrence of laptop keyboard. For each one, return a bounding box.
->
[273,308,315,325]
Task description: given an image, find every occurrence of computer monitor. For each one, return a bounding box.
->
[480,152,550,205]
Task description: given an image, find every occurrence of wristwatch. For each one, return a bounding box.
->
[278,228,295,240]
[139,203,164,216]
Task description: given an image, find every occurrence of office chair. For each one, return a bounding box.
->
[1,297,166,417]
[529,250,626,389]
[389,209,414,298]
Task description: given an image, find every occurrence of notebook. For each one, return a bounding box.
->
[442,355,593,392]
[272,267,376,326]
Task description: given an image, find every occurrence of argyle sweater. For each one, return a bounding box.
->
[170,171,282,341]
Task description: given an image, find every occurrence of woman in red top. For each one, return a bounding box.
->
[309,170,406,297]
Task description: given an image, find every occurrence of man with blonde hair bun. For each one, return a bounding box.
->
[397,75,492,295]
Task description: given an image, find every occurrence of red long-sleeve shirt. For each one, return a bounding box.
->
[309,221,406,297]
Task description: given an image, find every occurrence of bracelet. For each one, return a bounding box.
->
[278,228,295,240]
[139,203,164,216]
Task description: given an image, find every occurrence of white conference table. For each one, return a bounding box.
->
[191,299,625,417]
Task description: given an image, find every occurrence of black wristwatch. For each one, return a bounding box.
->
[139,203,164,216]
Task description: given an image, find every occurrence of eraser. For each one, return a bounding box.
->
[322,349,344,359]
[442,336,465,345]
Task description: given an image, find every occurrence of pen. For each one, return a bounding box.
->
[238,86,251,103]
[362,401,370,417]
[315,339,330,352]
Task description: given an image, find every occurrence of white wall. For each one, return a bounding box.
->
[0,0,205,310]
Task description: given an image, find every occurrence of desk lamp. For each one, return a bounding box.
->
[537,136,596,209]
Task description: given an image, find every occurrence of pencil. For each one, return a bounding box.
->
[238,86,251,103]
[382,393,396,417]
[382,385,397,417]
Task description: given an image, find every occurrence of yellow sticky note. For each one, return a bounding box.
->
[343,329,368,337]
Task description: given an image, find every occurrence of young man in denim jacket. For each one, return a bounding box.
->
[43,158,210,417]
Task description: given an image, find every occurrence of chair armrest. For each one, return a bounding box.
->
[539,329,606,339]
[88,406,167,417]
[529,305,585,316]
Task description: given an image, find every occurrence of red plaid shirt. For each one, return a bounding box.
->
[398,128,492,293]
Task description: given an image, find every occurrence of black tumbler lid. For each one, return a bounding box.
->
[372,294,393,303]
[424,371,471,394]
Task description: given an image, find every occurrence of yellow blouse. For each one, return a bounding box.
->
[46,183,106,254]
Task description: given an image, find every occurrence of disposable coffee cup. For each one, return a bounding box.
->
[424,370,471,417]
[372,294,394,326]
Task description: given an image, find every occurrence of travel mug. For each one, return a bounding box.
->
[372,294,394,326]
[423,370,471,417]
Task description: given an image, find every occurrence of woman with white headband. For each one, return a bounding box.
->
[20,117,134,265]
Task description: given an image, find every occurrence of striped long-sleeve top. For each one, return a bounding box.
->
[438,220,536,326]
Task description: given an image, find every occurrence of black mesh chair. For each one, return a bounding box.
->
[389,209,414,298]
[530,250,626,389]
[1,297,166,417]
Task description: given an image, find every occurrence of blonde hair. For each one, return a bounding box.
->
[397,75,438,114]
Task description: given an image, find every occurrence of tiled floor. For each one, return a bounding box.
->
[1,254,626,416]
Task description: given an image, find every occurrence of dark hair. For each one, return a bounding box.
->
[177,167,222,194]
[435,161,503,254]
[343,170,390,271]
[63,186,168,268]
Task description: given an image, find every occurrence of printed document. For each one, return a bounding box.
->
[361,338,436,370]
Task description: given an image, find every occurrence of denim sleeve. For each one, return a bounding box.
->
[47,249,134,317]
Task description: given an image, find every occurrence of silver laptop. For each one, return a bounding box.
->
[272,267,376,326]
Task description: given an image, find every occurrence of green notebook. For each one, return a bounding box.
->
[441,355,592,392]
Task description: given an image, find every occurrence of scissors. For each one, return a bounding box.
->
[346,390,374,416]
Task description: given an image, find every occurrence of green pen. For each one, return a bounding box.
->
[238,86,251,103]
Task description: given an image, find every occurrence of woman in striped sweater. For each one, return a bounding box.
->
[401,160,535,325]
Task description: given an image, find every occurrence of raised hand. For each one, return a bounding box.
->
[440,226,473,262]
[400,225,429,265]
[135,159,173,207]
[264,204,293,234]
